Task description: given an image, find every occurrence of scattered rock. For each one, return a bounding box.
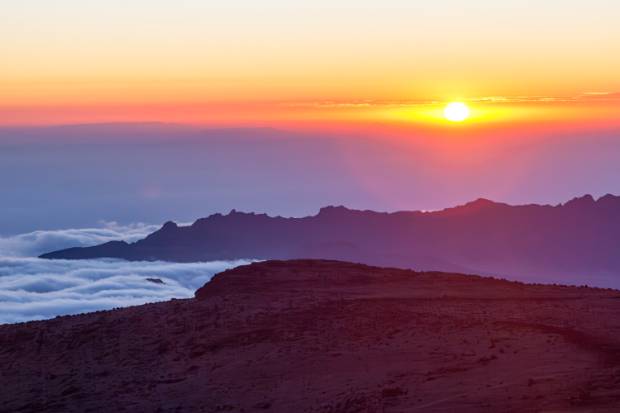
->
[146,278,165,285]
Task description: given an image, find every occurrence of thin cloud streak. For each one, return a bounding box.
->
[284,91,620,108]
[0,221,160,257]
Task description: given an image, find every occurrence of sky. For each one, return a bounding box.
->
[1,1,620,323]
[0,1,619,232]
[1,0,619,127]
[1,124,619,235]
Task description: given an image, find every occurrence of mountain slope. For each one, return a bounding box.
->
[1,260,620,412]
[40,194,620,285]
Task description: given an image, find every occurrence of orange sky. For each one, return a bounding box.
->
[1,1,619,127]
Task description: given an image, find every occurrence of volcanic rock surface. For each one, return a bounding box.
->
[1,260,620,412]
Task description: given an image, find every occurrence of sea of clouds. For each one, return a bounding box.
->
[0,222,250,324]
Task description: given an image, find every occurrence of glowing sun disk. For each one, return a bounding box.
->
[444,102,470,122]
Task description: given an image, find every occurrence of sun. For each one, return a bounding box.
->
[444,102,470,122]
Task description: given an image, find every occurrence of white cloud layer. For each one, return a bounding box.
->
[0,223,249,324]
[0,257,248,324]
[0,221,161,257]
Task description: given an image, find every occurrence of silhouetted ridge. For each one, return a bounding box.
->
[40,194,620,284]
[437,198,508,216]
[317,205,351,215]
[563,194,596,208]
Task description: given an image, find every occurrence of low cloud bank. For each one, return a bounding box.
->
[0,223,249,324]
[0,257,249,324]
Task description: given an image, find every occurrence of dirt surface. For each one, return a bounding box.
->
[1,259,620,412]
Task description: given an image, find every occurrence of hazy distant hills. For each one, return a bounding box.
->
[41,194,620,285]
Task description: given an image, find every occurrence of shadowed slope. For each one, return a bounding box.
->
[1,260,620,412]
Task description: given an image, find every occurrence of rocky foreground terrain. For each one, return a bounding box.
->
[1,260,620,412]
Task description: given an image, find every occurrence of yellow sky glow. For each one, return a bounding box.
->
[0,1,619,126]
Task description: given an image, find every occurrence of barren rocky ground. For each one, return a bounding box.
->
[1,260,620,412]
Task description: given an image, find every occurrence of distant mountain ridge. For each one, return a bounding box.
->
[40,194,620,285]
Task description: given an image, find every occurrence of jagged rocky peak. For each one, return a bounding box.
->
[563,194,595,208]
[597,193,620,205]
[440,197,503,214]
[161,220,178,231]
[226,209,271,219]
[467,198,500,207]
[317,205,352,216]
[102,240,129,246]
[142,220,179,242]
[227,209,256,216]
